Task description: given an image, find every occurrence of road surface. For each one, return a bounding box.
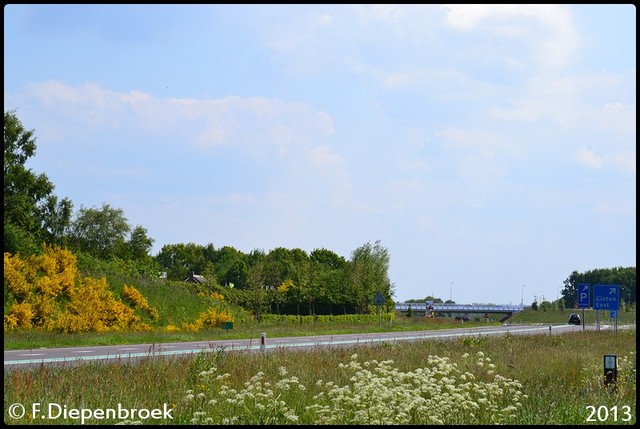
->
[8,323,626,371]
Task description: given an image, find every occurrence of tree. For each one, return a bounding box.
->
[562,267,636,308]
[155,242,212,281]
[4,109,73,254]
[348,240,392,314]
[264,247,295,289]
[247,261,268,320]
[125,225,154,260]
[68,203,131,259]
[310,248,348,271]
[211,245,248,289]
[310,248,349,314]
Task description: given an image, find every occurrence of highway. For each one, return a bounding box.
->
[5,323,623,371]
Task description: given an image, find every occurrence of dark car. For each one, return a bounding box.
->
[568,313,581,325]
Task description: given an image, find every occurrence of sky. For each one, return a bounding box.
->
[4,4,636,305]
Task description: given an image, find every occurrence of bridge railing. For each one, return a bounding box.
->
[395,303,524,312]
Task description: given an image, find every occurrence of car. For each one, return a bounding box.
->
[568,313,581,325]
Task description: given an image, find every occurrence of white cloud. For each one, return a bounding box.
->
[609,153,636,174]
[442,4,580,71]
[15,81,336,161]
[437,127,525,160]
[597,102,636,139]
[576,148,603,169]
[310,145,344,170]
[489,72,636,135]
[576,147,636,174]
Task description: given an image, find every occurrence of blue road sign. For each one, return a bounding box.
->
[374,291,385,306]
[577,283,590,308]
[593,284,620,311]
[610,310,617,319]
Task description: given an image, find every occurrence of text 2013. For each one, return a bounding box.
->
[586,405,632,422]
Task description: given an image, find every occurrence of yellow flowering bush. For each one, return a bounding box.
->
[50,277,151,333]
[4,252,35,300]
[122,284,160,321]
[278,279,294,293]
[181,308,234,332]
[4,246,151,333]
[33,245,77,297]
[197,291,225,301]
[4,302,34,330]
[4,248,76,329]
[210,292,225,301]
[164,324,181,333]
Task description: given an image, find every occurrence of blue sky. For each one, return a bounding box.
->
[4,4,636,305]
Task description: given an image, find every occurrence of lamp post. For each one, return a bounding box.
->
[521,285,525,306]
[450,282,454,303]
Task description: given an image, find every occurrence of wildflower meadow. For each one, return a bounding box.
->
[4,329,636,425]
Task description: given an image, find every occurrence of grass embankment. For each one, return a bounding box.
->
[4,329,636,425]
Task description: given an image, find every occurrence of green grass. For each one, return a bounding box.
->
[3,316,492,350]
[4,308,636,350]
[5,255,636,423]
[4,329,636,425]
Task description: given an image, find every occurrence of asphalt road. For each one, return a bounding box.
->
[7,323,626,371]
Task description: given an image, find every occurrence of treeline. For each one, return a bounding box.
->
[4,109,394,317]
[562,267,636,309]
[156,240,394,316]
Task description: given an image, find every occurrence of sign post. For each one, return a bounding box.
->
[593,285,620,334]
[604,354,617,389]
[577,283,590,331]
[374,291,385,325]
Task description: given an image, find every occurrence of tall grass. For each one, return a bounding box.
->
[4,329,635,425]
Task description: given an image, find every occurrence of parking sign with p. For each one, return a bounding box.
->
[578,283,590,308]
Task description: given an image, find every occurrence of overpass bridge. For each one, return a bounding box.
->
[395,302,524,322]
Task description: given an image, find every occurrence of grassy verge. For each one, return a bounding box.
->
[4,308,636,350]
[4,309,636,350]
[3,316,491,350]
[4,329,635,425]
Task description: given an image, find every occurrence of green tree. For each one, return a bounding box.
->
[68,203,130,259]
[288,248,315,314]
[125,225,155,260]
[311,248,349,314]
[264,247,295,289]
[348,240,392,314]
[562,267,636,308]
[211,245,249,289]
[247,261,268,320]
[155,242,212,281]
[4,109,73,254]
